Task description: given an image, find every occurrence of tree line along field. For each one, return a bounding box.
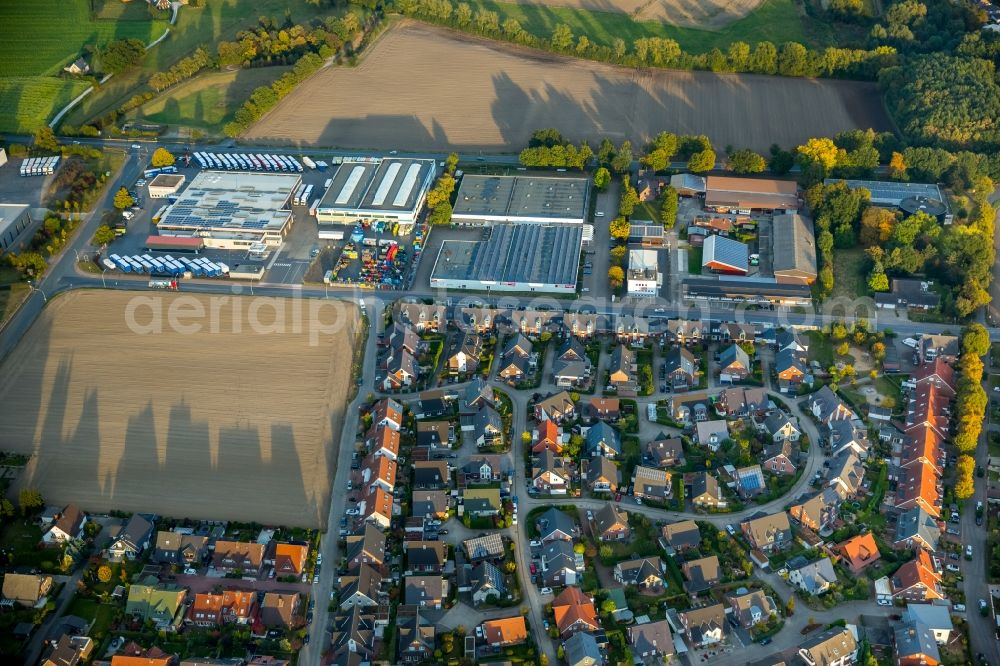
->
[0,291,359,529]
[455,0,827,52]
[499,0,766,29]
[245,21,890,153]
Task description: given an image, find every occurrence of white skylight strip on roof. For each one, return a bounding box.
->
[392,164,423,208]
[372,162,402,206]
[335,166,366,205]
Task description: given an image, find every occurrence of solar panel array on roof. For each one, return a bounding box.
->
[703,235,748,272]
[824,179,944,206]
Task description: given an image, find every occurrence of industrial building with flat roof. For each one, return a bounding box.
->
[683,277,812,306]
[627,249,661,297]
[148,173,185,198]
[155,171,300,250]
[702,235,748,275]
[316,158,436,226]
[824,179,952,223]
[705,176,799,212]
[0,204,35,253]
[771,213,817,285]
[452,175,590,224]
[430,224,582,294]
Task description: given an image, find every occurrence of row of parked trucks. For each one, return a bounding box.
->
[192,152,303,173]
[102,253,230,278]
[19,156,60,177]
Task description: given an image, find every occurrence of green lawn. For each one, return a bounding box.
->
[806,330,836,367]
[0,521,52,568]
[831,248,868,300]
[61,0,337,129]
[132,66,293,133]
[687,246,703,275]
[65,597,115,639]
[456,0,824,54]
[0,77,93,134]
[632,202,661,224]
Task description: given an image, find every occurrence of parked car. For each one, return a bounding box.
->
[529,540,542,548]
[539,587,553,596]
[946,564,961,573]
[966,544,974,560]
[953,603,966,613]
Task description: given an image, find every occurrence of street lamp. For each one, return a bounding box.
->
[27,281,47,303]
[102,267,108,288]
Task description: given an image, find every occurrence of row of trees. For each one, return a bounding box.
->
[223,53,325,137]
[953,323,990,499]
[389,0,900,81]
[425,153,459,225]
[148,47,212,93]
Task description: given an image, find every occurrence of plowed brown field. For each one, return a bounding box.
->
[245,22,891,153]
[0,290,359,528]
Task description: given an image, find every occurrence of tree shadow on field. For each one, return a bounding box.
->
[489,64,887,154]
[315,113,440,152]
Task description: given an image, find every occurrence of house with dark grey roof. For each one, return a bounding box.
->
[645,437,684,468]
[614,557,665,589]
[788,556,838,596]
[460,403,503,448]
[687,472,727,509]
[535,507,578,543]
[628,619,673,662]
[470,561,507,605]
[553,337,592,388]
[586,421,621,458]
[463,533,506,563]
[540,539,580,587]
[894,506,940,552]
[405,541,448,573]
[718,344,751,383]
[387,322,420,355]
[664,347,698,389]
[564,630,604,666]
[108,514,154,561]
[661,520,701,553]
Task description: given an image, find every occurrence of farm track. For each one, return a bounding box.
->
[0,290,359,528]
[245,21,891,153]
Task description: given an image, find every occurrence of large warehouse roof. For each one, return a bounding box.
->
[157,171,299,233]
[824,179,944,207]
[432,224,581,287]
[772,213,817,281]
[452,175,590,223]
[319,158,436,213]
[703,235,748,274]
[705,176,799,210]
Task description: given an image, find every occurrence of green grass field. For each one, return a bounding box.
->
[133,66,293,133]
[0,77,93,134]
[687,246,703,274]
[457,0,825,53]
[831,248,868,299]
[62,0,335,128]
